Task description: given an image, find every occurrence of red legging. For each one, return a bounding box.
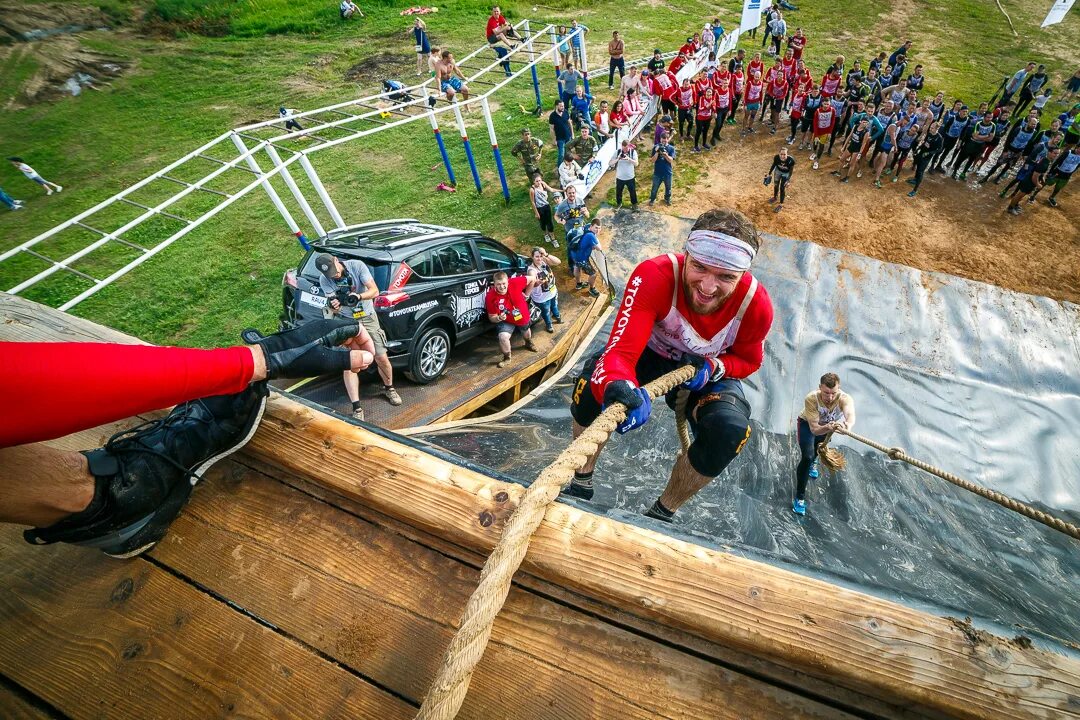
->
[0,343,254,448]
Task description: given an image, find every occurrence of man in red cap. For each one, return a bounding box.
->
[566,208,774,521]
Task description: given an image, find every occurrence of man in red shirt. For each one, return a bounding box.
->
[787,28,807,61]
[567,209,774,522]
[668,50,690,76]
[650,67,680,117]
[486,270,539,368]
[485,6,520,47]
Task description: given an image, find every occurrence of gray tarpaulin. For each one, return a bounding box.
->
[415,209,1080,652]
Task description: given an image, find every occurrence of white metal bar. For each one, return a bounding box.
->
[480,97,499,146]
[0,131,233,264]
[549,24,559,72]
[299,155,345,230]
[116,198,192,224]
[264,145,326,238]
[59,153,307,311]
[7,140,272,294]
[230,132,302,235]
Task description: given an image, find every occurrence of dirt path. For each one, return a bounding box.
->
[668,126,1080,304]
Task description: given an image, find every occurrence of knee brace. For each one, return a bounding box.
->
[686,392,752,477]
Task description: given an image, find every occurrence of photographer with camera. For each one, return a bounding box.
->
[527,247,562,333]
[649,129,677,206]
[316,253,403,420]
[613,138,639,210]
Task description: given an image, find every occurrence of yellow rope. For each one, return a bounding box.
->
[673,388,692,453]
[831,428,1080,543]
[415,364,696,720]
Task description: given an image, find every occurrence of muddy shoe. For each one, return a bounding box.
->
[589,288,601,298]
[24,383,269,558]
[524,339,539,352]
[352,406,366,421]
[497,353,512,368]
[383,386,403,406]
[643,499,675,523]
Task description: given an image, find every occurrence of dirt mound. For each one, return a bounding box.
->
[344,52,412,83]
[0,3,113,43]
[0,4,129,110]
[1,36,129,110]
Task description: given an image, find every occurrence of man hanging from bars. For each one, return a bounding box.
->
[566,208,774,522]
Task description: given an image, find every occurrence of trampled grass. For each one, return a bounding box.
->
[0,0,1076,347]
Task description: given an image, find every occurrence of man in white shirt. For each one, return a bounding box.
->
[612,138,639,209]
[792,371,856,515]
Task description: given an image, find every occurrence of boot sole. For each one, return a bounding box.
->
[99,389,269,558]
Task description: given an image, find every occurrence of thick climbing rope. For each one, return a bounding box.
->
[416,364,696,720]
[673,387,693,453]
[829,428,1080,542]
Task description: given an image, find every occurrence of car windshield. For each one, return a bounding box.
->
[299,252,393,291]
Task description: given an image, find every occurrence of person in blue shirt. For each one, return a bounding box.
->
[568,86,594,131]
[649,130,677,205]
[569,219,602,298]
[568,19,589,68]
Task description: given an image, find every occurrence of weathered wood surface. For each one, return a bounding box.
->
[0,680,56,720]
[250,398,1080,720]
[152,462,855,720]
[0,527,415,720]
[5,293,1080,719]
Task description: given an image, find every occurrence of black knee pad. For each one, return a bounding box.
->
[687,392,752,477]
[569,353,603,427]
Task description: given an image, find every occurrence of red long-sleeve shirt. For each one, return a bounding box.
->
[589,254,773,401]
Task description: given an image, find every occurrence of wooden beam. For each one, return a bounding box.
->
[0,678,55,720]
[152,463,855,720]
[246,399,1080,720]
[0,529,414,720]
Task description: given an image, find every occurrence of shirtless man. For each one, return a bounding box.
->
[436,49,471,108]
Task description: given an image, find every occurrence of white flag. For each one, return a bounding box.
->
[740,0,765,34]
[1042,0,1075,26]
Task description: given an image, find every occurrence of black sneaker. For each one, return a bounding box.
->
[242,319,357,379]
[24,383,269,558]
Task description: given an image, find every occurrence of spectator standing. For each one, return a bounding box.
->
[529,174,558,246]
[649,130,676,205]
[761,5,779,51]
[510,127,543,181]
[569,19,589,68]
[613,138,639,210]
[279,106,304,132]
[340,0,363,20]
[768,12,787,57]
[711,19,724,47]
[907,120,943,197]
[527,247,563,332]
[607,31,625,90]
[1,187,24,211]
[570,219,603,298]
[315,254,402,420]
[558,155,582,190]
[558,63,583,108]
[412,18,430,76]
[1001,63,1036,107]
[554,184,590,269]
[593,100,613,142]
[568,85,594,131]
[767,146,795,212]
[548,100,574,164]
[8,158,62,195]
[647,49,666,74]
[620,65,642,99]
[486,271,538,368]
[556,26,571,69]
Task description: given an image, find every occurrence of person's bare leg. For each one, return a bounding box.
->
[343,369,361,403]
[0,444,94,527]
[572,419,608,473]
[374,353,393,387]
[656,452,713,511]
[498,332,512,355]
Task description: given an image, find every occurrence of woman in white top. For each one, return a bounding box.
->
[8,157,62,195]
[527,247,562,332]
[792,371,856,515]
[558,156,581,190]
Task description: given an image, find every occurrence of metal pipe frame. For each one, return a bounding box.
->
[230,132,303,237]
[264,145,327,238]
[299,154,346,229]
[426,88,456,187]
[480,97,510,204]
[452,102,482,193]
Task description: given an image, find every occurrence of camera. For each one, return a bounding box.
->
[335,289,359,306]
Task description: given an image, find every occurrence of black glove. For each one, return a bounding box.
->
[602,380,652,434]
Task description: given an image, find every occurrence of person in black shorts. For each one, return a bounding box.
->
[907,120,942,197]
[767,146,795,211]
[1005,147,1058,215]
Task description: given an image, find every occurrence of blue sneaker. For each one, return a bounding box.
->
[792,498,807,516]
[808,460,820,479]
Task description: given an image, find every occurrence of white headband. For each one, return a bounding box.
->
[684,229,756,271]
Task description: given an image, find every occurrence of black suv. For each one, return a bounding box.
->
[280,219,536,384]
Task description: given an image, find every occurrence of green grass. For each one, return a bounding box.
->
[1,0,1077,347]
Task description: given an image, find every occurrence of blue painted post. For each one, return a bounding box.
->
[531,65,543,112]
[427,98,456,186]
[453,103,482,193]
[583,71,591,96]
[295,231,311,251]
[481,98,511,204]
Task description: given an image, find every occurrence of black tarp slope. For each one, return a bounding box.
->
[415,209,1080,652]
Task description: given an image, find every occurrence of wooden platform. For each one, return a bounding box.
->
[277,287,604,430]
[3,292,1080,720]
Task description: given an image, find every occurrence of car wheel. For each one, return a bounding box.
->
[406,326,451,384]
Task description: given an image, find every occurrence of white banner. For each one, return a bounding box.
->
[718,29,741,57]
[1042,0,1075,26]
[740,0,765,34]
